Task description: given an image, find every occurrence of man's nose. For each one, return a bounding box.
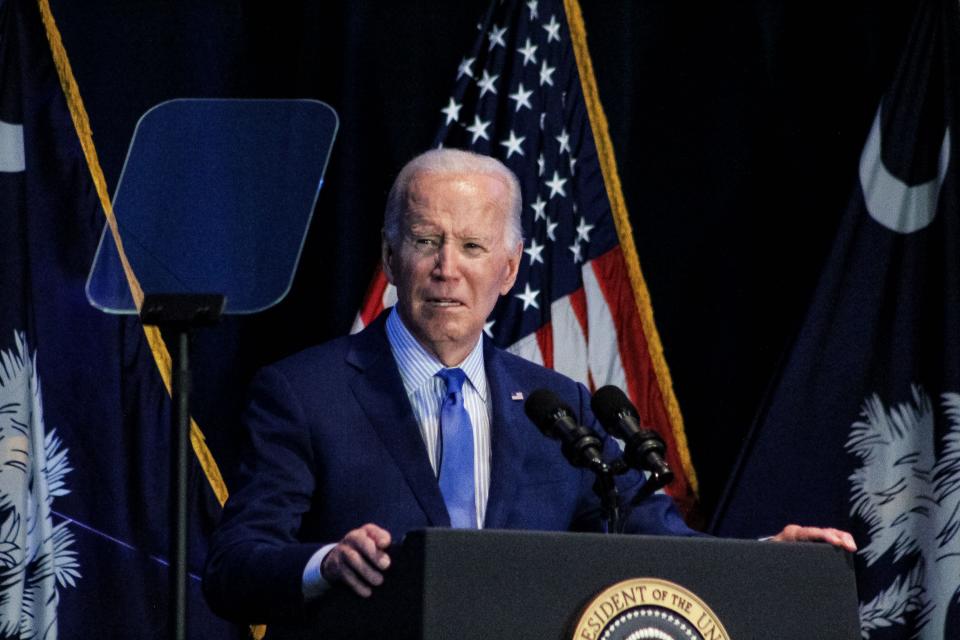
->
[433,242,460,278]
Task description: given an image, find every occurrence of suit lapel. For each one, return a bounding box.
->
[482,343,528,529]
[346,316,450,527]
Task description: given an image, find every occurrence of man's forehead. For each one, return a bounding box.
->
[406,171,509,202]
[402,173,506,218]
[404,216,497,239]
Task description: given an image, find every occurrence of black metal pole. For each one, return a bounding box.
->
[588,460,622,534]
[139,293,225,640]
[171,329,190,640]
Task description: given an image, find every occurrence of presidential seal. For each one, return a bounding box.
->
[571,578,730,640]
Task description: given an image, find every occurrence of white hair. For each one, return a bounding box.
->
[383,148,523,249]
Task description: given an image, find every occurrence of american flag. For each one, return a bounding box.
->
[353,0,698,516]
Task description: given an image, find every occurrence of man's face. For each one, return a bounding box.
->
[383,171,521,365]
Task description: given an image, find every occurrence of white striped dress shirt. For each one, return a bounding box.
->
[385,308,492,527]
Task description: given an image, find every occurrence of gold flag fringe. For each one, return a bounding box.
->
[563,0,699,496]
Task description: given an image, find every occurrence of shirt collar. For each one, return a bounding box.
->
[385,307,487,401]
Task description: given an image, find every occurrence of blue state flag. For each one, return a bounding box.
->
[0,0,241,636]
[712,0,960,637]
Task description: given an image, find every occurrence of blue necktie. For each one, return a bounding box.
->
[436,368,477,528]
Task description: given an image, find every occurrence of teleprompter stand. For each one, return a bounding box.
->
[140,293,225,640]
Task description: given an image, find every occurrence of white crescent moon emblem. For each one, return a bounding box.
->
[0,119,25,173]
[859,104,950,234]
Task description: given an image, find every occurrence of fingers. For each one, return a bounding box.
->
[815,527,857,552]
[321,524,393,597]
[362,523,393,552]
[772,524,857,552]
[332,554,375,598]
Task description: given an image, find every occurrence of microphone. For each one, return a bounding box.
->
[524,389,605,470]
[590,385,674,488]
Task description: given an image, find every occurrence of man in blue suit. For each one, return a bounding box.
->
[203,149,855,624]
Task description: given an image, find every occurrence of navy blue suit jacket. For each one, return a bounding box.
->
[203,315,696,623]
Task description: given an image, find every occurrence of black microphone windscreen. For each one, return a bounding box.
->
[590,385,636,428]
[524,389,573,437]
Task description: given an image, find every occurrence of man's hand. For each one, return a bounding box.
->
[321,524,392,597]
[771,524,857,552]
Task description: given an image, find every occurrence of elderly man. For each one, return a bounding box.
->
[203,149,854,624]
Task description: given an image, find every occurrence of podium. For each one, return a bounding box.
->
[265,529,860,639]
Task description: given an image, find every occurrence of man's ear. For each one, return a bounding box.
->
[499,240,523,295]
[381,230,396,284]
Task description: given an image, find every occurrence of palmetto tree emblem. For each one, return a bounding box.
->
[847,386,960,639]
[0,333,79,639]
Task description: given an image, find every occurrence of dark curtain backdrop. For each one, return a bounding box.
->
[50,0,915,520]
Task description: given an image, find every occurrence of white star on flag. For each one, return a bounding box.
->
[545,170,567,198]
[530,195,547,221]
[568,241,583,263]
[478,69,499,97]
[457,57,475,80]
[555,128,570,154]
[515,283,540,310]
[526,0,539,20]
[575,217,594,242]
[508,83,533,112]
[441,98,462,125]
[484,320,496,338]
[539,60,556,87]
[517,38,538,66]
[487,24,507,51]
[466,115,491,143]
[524,238,545,265]
[537,153,545,176]
[500,130,525,158]
[546,216,558,241]
[543,15,561,42]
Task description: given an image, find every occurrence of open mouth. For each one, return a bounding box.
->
[426,297,464,307]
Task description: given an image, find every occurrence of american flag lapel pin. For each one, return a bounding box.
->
[511,391,524,401]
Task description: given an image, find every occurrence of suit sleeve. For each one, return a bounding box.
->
[203,366,325,623]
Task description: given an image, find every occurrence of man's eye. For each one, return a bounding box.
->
[415,237,438,247]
